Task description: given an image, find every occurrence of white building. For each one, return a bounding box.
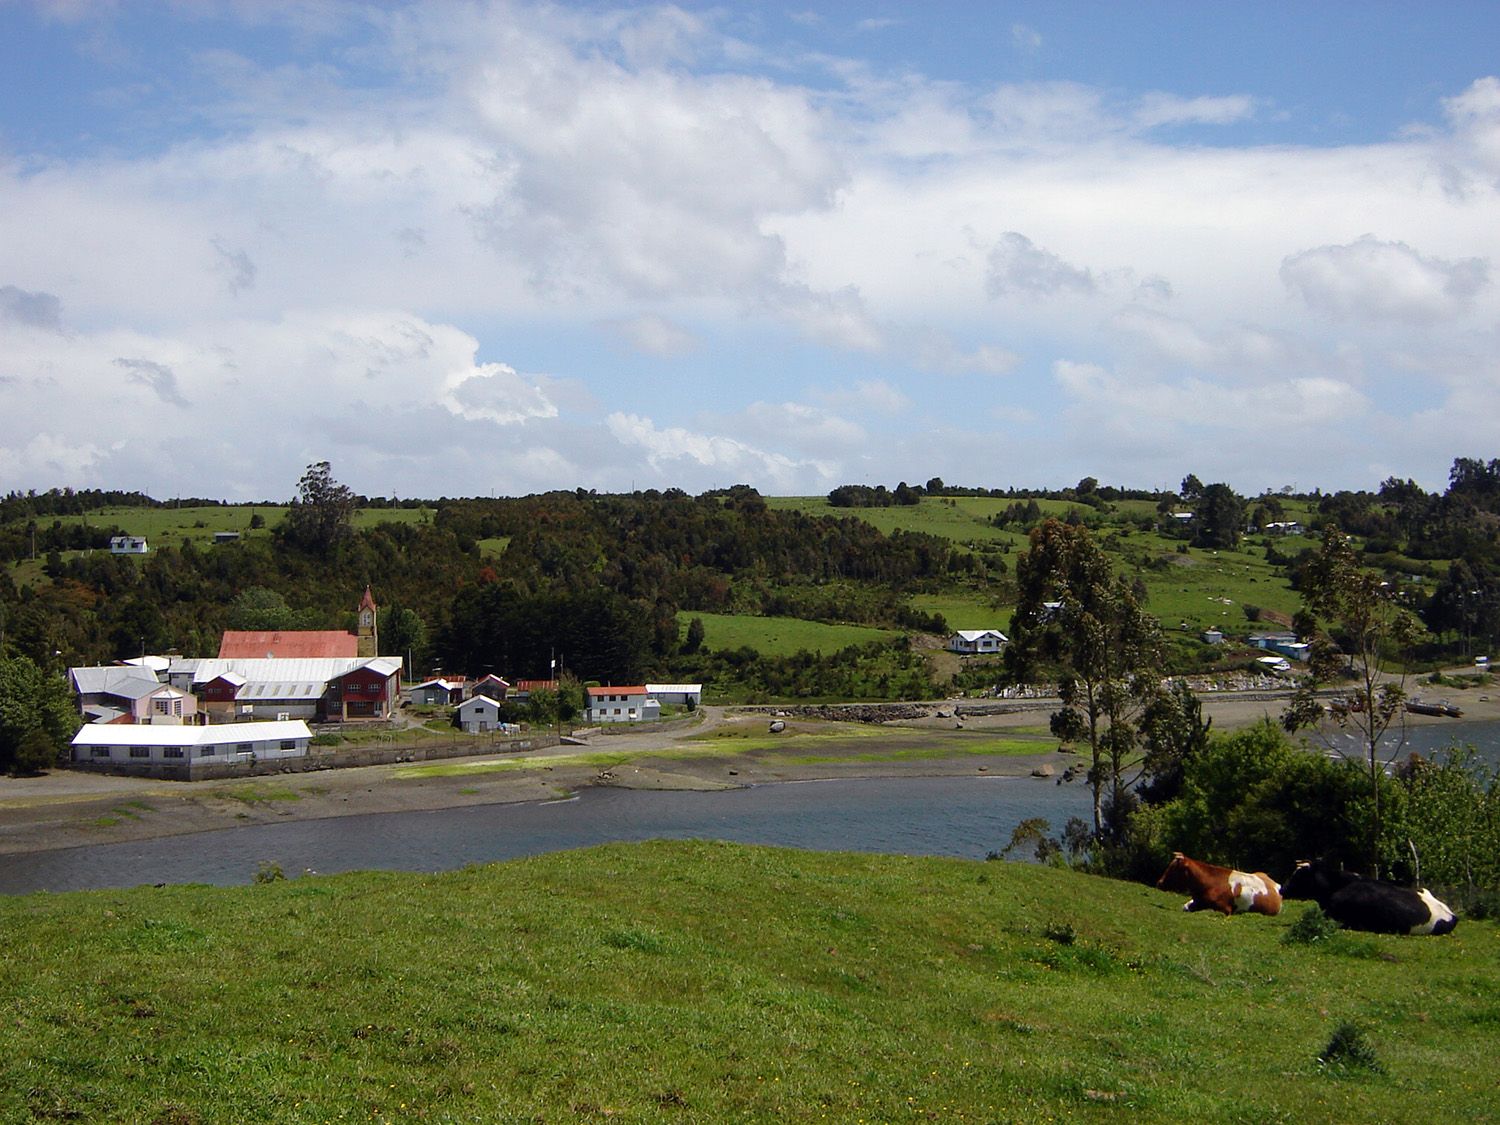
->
[646,683,703,708]
[456,694,507,733]
[109,535,149,554]
[71,720,312,768]
[585,686,660,723]
[946,629,1009,655]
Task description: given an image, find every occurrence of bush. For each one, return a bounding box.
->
[253,860,286,884]
[1282,904,1342,945]
[1318,1022,1385,1075]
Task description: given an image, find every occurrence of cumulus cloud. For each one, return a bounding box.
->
[986,233,1096,298]
[441,361,558,426]
[607,411,833,490]
[1280,235,1489,323]
[0,285,64,331]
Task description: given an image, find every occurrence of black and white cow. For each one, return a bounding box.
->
[1281,859,1458,936]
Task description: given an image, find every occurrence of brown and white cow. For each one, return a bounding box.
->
[1155,852,1283,916]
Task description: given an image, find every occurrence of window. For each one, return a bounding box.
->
[130,746,150,758]
[280,740,296,750]
[164,747,184,759]
[237,743,253,752]
[200,746,216,757]
[92,746,111,758]
[154,699,171,714]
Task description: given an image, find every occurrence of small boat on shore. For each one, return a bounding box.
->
[1406,699,1464,718]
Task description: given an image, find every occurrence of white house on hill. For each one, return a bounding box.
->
[947,629,1009,655]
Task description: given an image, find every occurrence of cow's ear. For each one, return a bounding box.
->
[1172,851,1184,858]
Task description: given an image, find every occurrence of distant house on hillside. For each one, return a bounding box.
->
[947,629,1008,655]
[109,536,148,555]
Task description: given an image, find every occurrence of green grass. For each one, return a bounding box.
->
[1,841,1493,1123]
[23,504,434,550]
[681,610,899,655]
[207,785,302,804]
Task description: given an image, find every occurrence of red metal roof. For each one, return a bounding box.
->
[218,631,359,659]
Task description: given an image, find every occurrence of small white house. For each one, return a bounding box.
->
[947,629,1009,655]
[585,686,660,723]
[109,535,149,555]
[71,719,312,768]
[456,694,505,733]
[411,678,465,706]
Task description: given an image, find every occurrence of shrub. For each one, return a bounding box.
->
[253,860,286,884]
[1318,1022,1385,1075]
[1282,904,1342,945]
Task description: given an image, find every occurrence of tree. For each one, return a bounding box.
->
[283,461,357,554]
[682,616,706,654]
[0,655,78,775]
[1192,482,1245,549]
[1282,525,1426,875]
[1179,474,1204,505]
[1005,518,1165,836]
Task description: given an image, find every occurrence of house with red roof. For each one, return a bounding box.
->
[584,685,659,724]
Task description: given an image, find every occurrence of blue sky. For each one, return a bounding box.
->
[2,1,1499,501]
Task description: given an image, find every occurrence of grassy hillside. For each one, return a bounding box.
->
[677,610,900,656]
[2,841,1493,1123]
[770,495,1312,639]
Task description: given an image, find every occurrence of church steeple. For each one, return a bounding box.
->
[356,585,378,658]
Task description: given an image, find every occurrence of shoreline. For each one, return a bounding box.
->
[3,691,1494,860]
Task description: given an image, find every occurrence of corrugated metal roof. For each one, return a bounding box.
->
[70,667,168,700]
[218,631,359,659]
[173,657,400,684]
[72,720,313,747]
[645,683,703,694]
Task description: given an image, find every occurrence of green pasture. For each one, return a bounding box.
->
[681,610,899,655]
[2,841,1493,1123]
[17,504,434,548]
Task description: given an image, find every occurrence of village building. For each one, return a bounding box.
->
[108,535,149,554]
[584,685,660,724]
[470,673,509,700]
[455,694,510,733]
[410,678,466,706]
[71,720,312,770]
[946,629,1009,655]
[645,683,703,708]
[68,666,199,726]
[217,585,381,661]
[168,656,403,722]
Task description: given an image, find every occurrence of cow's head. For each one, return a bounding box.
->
[1155,852,1188,892]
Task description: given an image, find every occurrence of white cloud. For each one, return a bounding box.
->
[1133,93,1255,130]
[986,232,1096,298]
[441,361,558,426]
[1280,235,1489,323]
[606,412,834,490]
[598,314,698,358]
[813,379,913,415]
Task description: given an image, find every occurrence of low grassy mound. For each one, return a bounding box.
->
[3,841,1494,1122]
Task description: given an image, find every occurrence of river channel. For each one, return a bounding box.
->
[3,720,1496,896]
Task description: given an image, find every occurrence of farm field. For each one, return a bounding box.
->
[30,504,434,548]
[679,610,899,656]
[1,841,1492,1124]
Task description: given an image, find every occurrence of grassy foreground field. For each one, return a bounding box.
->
[3,842,1494,1123]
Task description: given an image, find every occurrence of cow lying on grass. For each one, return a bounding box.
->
[1156,852,1283,916]
[1280,859,1458,936]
